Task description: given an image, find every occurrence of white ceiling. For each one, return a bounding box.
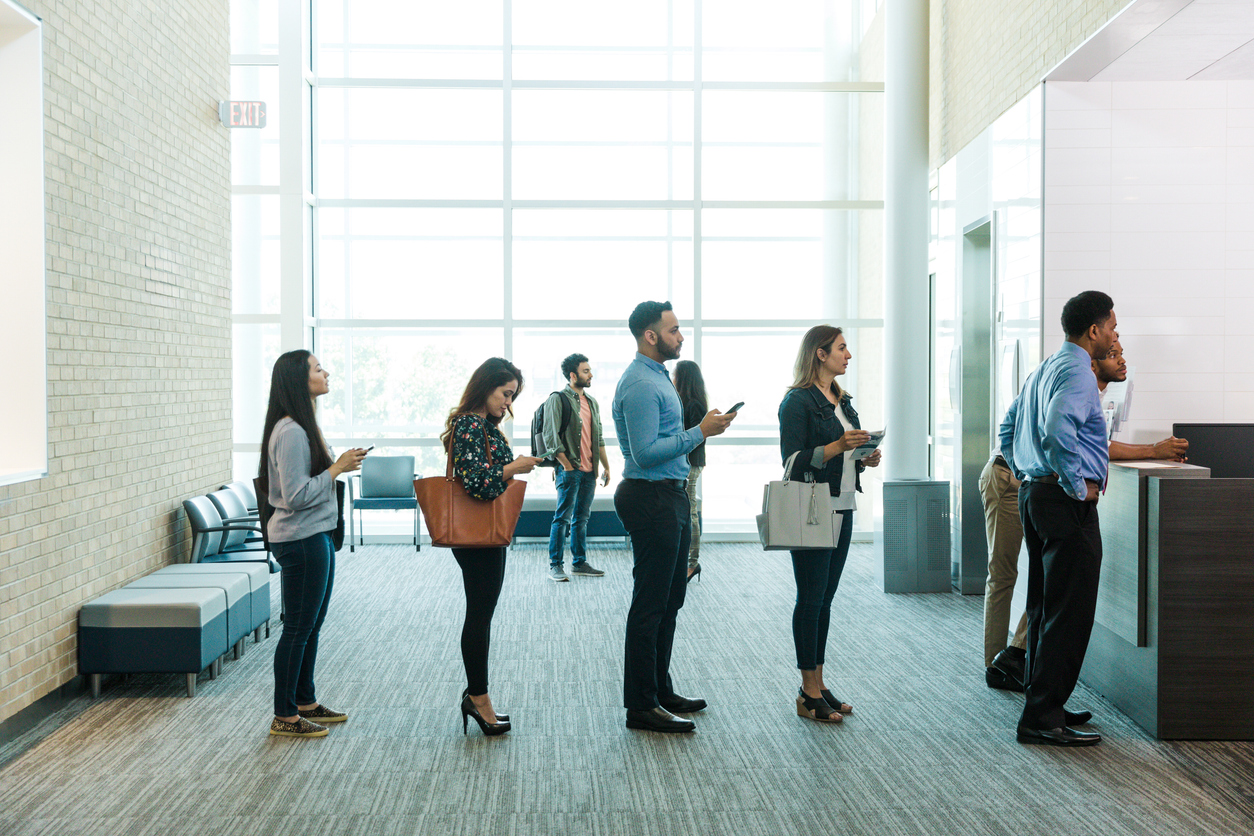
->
[1046,0,1254,82]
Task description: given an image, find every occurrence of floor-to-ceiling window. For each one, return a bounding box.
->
[232,0,884,535]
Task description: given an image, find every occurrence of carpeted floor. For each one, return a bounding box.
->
[2,542,1253,836]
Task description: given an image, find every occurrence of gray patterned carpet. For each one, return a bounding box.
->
[2,543,1253,835]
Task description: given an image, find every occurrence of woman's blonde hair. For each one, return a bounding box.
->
[789,325,845,400]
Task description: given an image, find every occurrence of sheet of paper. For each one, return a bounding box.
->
[851,428,885,461]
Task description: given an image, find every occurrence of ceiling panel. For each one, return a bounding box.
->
[1048,0,1254,82]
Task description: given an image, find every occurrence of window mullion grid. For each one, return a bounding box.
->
[693,0,703,367]
[503,0,515,442]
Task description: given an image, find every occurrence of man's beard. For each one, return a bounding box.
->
[657,341,681,361]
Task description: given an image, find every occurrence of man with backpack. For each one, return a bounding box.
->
[534,353,610,581]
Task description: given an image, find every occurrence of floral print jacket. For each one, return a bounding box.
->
[451,413,514,501]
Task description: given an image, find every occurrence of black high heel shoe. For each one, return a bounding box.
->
[460,691,511,736]
[460,688,507,723]
[686,564,701,584]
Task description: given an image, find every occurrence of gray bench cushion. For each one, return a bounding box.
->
[127,575,251,646]
[155,563,271,630]
[80,587,226,628]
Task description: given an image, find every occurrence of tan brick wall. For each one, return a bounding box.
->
[930,0,1130,168]
[0,1,231,724]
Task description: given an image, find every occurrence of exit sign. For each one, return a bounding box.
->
[219,101,267,128]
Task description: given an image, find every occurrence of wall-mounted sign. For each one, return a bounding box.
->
[218,101,267,128]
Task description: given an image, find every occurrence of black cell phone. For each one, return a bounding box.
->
[362,445,375,452]
[726,402,744,414]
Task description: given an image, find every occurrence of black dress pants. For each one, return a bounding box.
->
[615,479,691,711]
[1017,480,1103,730]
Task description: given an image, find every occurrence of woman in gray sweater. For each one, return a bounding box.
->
[260,350,367,738]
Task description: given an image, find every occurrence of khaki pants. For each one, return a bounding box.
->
[686,466,702,569]
[980,457,1028,666]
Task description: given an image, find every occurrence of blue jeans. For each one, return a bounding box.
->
[549,468,597,567]
[790,509,854,670]
[272,531,335,717]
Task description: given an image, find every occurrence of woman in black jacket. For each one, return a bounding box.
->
[778,325,881,723]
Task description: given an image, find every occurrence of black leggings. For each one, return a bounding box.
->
[451,547,507,695]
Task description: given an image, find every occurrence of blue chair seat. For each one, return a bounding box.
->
[349,456,420,552]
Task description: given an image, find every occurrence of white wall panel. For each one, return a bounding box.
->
[1045,79,1254,444]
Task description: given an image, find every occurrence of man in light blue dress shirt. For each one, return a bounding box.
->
[613,301,735,733]
[1000,290,1117,747]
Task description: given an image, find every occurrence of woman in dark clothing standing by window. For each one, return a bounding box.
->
[441,357,541,736]
[260,350,367,738]
[673,360,708,582]
[778,326,881,723]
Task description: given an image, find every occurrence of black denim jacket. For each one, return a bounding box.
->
[777,385,862,496]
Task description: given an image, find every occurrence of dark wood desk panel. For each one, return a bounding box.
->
[1152,478,1254,739]
[1095,462,1210,647]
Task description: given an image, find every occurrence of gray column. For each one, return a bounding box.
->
[884,0,930,480]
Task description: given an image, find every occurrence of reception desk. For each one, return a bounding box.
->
[1081,461,1254,739]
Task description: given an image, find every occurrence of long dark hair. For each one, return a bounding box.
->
[672,360,708,415]
[441,357,525,451]
[259,349,334,481]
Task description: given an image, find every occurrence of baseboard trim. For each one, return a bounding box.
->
[0,675,88,765]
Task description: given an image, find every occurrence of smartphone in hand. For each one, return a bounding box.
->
[726,402,744,414]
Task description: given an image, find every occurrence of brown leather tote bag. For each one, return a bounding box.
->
[415,424,527,548]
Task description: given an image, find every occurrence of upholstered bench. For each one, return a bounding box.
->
[79,587,229,698]
[128,573,252,661]
[153,563,272,643]
[512,495,630,542]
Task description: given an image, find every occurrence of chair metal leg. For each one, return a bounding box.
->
[210,658,221,679]
[254,626,262,643]
[234,638,245,660]
[90,674,101,698]
[186,673,196,697]
[265,619,271,638]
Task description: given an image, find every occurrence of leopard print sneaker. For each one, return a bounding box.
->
[269,716,329,738]
[298,704,347,723]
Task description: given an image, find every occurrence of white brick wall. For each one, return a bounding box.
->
[0,0,231,724]
[930,0,1130,169]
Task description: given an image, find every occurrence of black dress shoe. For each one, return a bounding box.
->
[1016,725,1101,746]
[659,694,707,713]
[986,666,1025,693]
[990,647,1026,689]
[626,707,695,733]
[1065,710,1092,726]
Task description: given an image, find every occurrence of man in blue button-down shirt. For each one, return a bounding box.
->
[1000,290,1117,747]
[613,301,735,733]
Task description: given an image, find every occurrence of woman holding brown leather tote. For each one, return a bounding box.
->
[440,357,541,736]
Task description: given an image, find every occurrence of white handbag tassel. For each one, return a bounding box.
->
[807,485,820,525]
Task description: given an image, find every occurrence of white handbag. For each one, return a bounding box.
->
[756,452,844,551]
